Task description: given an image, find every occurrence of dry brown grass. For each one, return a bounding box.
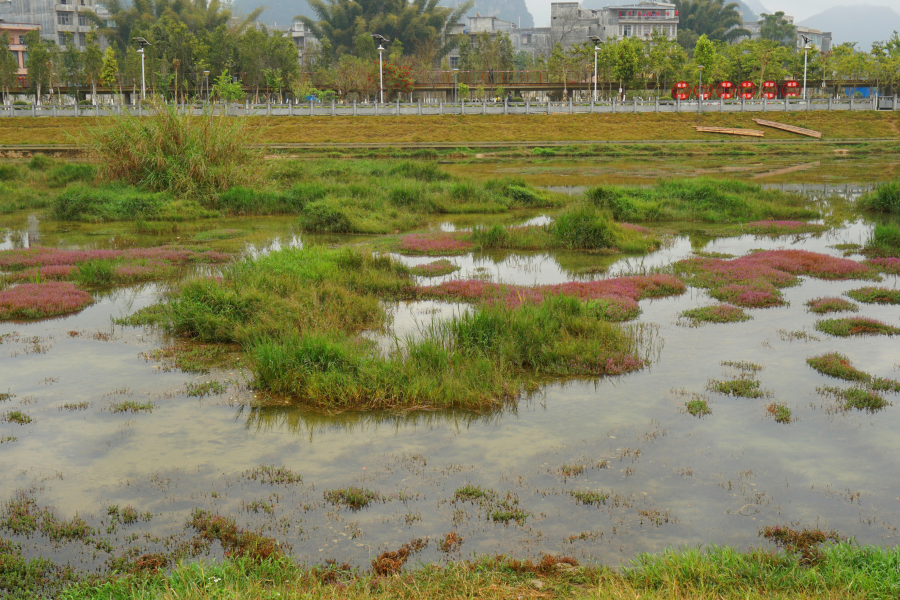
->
[0,111,896,146]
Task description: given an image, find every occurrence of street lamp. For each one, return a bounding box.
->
[697,64,704,114]
[589,36,602,103]
[133,37,151,101]
[203,70,210,102]
[800,34,811,100]
[372,34,389,104]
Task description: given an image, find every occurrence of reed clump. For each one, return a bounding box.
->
[87,97,260,199]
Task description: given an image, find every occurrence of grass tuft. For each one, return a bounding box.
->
[814,317,900,337]
[805,296,858,314]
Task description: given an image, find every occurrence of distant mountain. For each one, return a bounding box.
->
[233,0,534,31]
[231,0,311,28]
[799,4,900,51]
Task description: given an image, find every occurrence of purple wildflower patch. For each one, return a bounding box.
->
[865,257,900,275]
[0,282,93,320]
[805,297,858,314]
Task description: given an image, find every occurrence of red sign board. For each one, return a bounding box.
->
[671,81,690,100]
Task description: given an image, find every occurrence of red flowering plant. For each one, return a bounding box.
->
[367,61,413,100]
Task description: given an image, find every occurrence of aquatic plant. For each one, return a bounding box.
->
[818,385,891,412]
[3,411,32,425]
[738,220,828,235]
[721,360,764,372]
[685,397,711,416]
[397,232,474,256]
[865,223,900,256]
[0,246,230,271]
[192,229,245,242]
[324,487,380,510]
[679,304,751,325]
[766,402,793,424]
[706,378,767,398]
[0,282,93,320]
[108,401,154,413]
[845,287,900,305]
[807,352,900,392]
[865,257,900,275]
[241,465,303,485]
[189,509,281,562]
[858,181,900,213]
[185,380,228,398]
[571,490,609,506]
[585,178,817,223]
[490,504,529,524]
[454,485,496,503]
[409,259,460,277]
[814,317,900,337]
[760,525,843,565]
[371,539,428,575]
[805,297,858,314]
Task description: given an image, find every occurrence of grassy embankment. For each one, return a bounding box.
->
[0,110,897,147]
[52,542,900,600]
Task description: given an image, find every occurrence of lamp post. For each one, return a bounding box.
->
[589,36,602,103]
[203,70,210,102]
[697,65,704,114]
[372,34,389,104]
[133,37,151,101]
[800,35,811,100]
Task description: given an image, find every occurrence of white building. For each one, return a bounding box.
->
[0,0,112,48]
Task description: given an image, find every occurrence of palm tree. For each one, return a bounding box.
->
[673,0,750,45]
[297,0,472,59]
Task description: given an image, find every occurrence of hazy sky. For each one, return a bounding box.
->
[524,0,900,28]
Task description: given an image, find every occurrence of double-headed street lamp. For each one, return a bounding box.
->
[589,35,602,103]
[203,70,210,102]
[372,34,389,104]
[133,37,151,101]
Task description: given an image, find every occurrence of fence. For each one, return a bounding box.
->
[2,95,896,118]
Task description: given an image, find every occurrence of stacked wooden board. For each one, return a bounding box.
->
[752,118,823,138]
[694,126,765,137]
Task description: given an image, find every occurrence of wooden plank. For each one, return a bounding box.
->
[694,126,765,137]
[753,118,822,138]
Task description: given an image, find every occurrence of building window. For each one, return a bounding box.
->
[449,56,459,69]
[19,36,25,44]
[58,33,67,45]
[58,12,73,25]
[522,34,530,44]
[79,32,86,46]
[622,24,632,37]
[78,15,89,26]
[60,0,69,4]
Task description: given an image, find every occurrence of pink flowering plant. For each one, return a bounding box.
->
[0,282,93,320]
[679,303,751,325]
[805,297,858,314]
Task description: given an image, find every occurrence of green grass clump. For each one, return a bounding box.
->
[185,380,228,397]
[865,223,900,255]
[685,397,711,417]
[46,163,96,187]
[108,401,153,413]
[814,317,900,337]
[721,360,764,372]
[137,247,653,411]
[51,185,217,222]
[807,353,870,382]
[490,506,530,524]
[679,304,751,325]
[88,98,259,199]
[242,465,303,485]
[409,259,459,277]
[585,178,818,223]
[818,385,892,412]
[3,410,32,425]
[571,490,609,506]
[192,228,246,242]
[706,378,767,398]
[454,485,496,503]
[805,297,858,314]
[858,181,900,213]
[471,205,661,253]
[845,286,900,305]
[766,402,793,423]
[324,487,380,510]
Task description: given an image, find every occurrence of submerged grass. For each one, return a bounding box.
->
[818,385,892,412]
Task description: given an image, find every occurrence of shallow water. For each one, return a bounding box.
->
[2,165,900,572]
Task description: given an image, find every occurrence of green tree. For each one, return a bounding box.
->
[457,82,469,101]
[101,46,120,100]
[61,34,83,86]
[674,0,749,46]
[647,31,686,97]
[212,69,244,103]
[759,12,795,46]
[83,31,103,105]
[24,30,53,105]
[0,32,18,107]
[612,37,645,99]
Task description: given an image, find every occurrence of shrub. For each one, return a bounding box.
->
[0,164,18,181]
[46,163,96,187]
[858,181,900,213]
[551,203,618,249]
[87,97,260,199]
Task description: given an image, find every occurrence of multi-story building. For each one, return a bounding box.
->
[0,0,111,49]
[0,20,39,77]
[597,2,678,41]
[289,21,318,66]
[737,16,831,53]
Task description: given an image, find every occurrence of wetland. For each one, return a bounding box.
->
[2,121,900,598]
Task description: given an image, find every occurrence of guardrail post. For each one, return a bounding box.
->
[374,101,378,116]
[310,99,314,116]
[504,97,508,115]
[612,98,616,113]
[894,95,898,111]
[461,99,464,115]
[655,97,659,112]
[417,99,421,115]
[569,97,573,114]
[590,99,594,114]
[633,97,637,113]
[32,104,36,117]
[763,97,767,112]
[526,97,530,114]
[547,99,551,115]
[676,98,679,113]
[244,100,249,115]
[785,98,789,112]
[353,99,357,116]
[396,98,400,115]
[331,99,335,116]
[53,104,57,117]
[482,99,486,115]
[266,100,271,115]
[827,97,832,111]
[439,100,442,115]
[850,97,853,111]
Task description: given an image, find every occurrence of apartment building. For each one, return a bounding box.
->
[0,20,39,76]
[0,0,111,49]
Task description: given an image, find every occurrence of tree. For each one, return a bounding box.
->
[83,31,103,105]
[612,37,645,99]
[647,31,686,97]
[674,0,749,45]
[298,0,472,60]
[0,32,18,107]
[212,69,244,103]
[61,35,82,86]
[101,47,120,101]
[759,12,795,46]
[24,30,53,106]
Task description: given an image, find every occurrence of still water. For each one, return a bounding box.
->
[1,163,899,572]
